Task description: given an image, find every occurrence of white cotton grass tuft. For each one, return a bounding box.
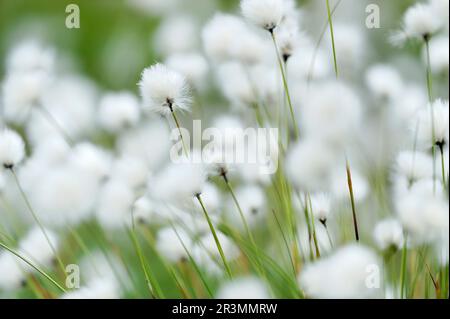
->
[1,70,51,124]
[147,161,207,205]
[155,226,192,263]
[138,63,191,116]
[68,142,113,181]
[225,184,267,231]
[61,278,121,299]
[365,64,404,101]
[98,91,141,133]
[403,3,442,40]
[6,40,55,74]
[299,244,382,299]
[192,182,222,215]
[240,0,284,32]
[427,35,449,74]
[286,138,336,192]
[297,222,333,257]
[165,52,209,91]
[0,252,25,291]
[216,276,271,299]
[0,128,25,169]
[96,179,136,230]
[110,156,148,189]
[308,193,332,224]
[416,99,449,150]
[373,218,404,251]
[393,150,433,189]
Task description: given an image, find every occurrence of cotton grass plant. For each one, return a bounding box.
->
[0,0,448,300]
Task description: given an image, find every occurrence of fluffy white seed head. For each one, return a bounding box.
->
[373,218,404,251]
[403,3,442,39]
[98,91,141,133]
[6,40,55,74]
[416,99,449,150]
[0,128,25,169]
[166,52,209,91]
[156,227,192,263]
[138,63,191,116]
[299,244,382,298]
[365,64,403,101]
[18,226,59,270]
[240,0,284,32]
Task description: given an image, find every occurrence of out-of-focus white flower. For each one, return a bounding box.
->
[0,128,25,169]
[416,99,449,150]
[330,167,369,203]
[299,244,382,298]
[110,156,148,189]
[427,36,449,74]
[166,52,209,91]
[193,182,222,215]
[394,150,433,187]
[403,3,442,40]
[333,24,366,71]
[98,92,140,133]
[429,0,449,29]
[302,82,362,146]
[153,14,198,56]
[156,226,192,263]
[117,121,170,171]
[68,143,112,181]
[241,0,284,32]
[396,190,448,243]
[148,161,207,205]
[216,276,271,299]
[297,222,333,257]
[17,226,59,270]
[365,64,403,101]
[139,63,191,116]
[217,61,257,107]
[0,252,25,291]
[61,278,120,299]
[308,193,332,223]
[225,184,266,230]
[286,138,336,192]
[96,179,135,229]
[373,218,404,251]
[1,71,51,124]
[6,40,55,73]
[287,45,330,81]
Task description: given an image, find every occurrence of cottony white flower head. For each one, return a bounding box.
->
[299,244,382,299]
[1,70,50,124]
[98,91,141,133]
[110,156,148,189]
[225,184,267,231]
[308,193,332,224]
[373,218,404,251]
[96,179,135,230]
[148,161,207,205]
[240,0,284,32]
[0,128,25,169]
[80,250,131,291]
[275,18,303,61]
[217,61,257,106]
[68,143,113,181]
[286,138,336,192]
[333,23,366,71]
[302,82,362,146]
[27,164,100,227]
[365,64,404,101]
[139,63,191,116]
[156,227,192,263]
[6,40,55,73]
[230,29,268,65]
[193,182,222,215]
[202,13,248,62]
[416,99,449,150]
[165,52,209,91]
[153,14,197,56]
[18,226,59,270]
[216,276,271,299]
[403,3,442,40]
[396,191,448,243]
[117,121,170,171]
[394,150,433,187]
[195,232,240,270]
[0,252,25,291]
[427,35,449,74]
[429,0,449,29]
[287,45,331,81]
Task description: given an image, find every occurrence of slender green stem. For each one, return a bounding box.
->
[400,236,408,299]
[307,194,321,258]
[0,241,66,293]
[270,31,299,139]
[9,168,66,273]
[196,194,233,278]
[326,0,338,78]
[424,37,437,194]
[170,109,189,157]
[345,159,359,241]
[438,144,447,190]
